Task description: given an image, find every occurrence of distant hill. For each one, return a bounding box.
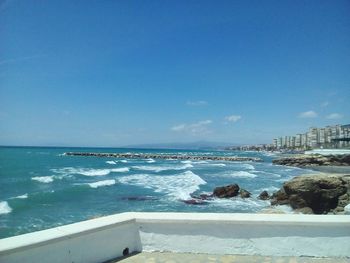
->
[121,141,238,150]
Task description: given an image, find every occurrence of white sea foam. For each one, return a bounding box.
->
[13,193,29,199]
[255,171,281,178]
[51,167,129,177]
[31,176,54,183]
[132,163,193,173]
[120,160,128,163]
[209,198,268,212]
[106,161,116,165]
[240,163,255,170]
[208,163,226,167]
[181,160,208,164]
[0,201,12,214]
[146,158,155,163]
[230,171,257,178]
[88,179,116,188]
[118,170,206,200]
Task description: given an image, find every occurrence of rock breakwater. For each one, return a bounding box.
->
[273,154,350,167]
[64,152,262,162]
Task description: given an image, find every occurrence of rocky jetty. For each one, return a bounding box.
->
[270,174,350,214]
[64,152,262,162]
[273,154,350,167]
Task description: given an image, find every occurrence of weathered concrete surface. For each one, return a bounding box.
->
[112,252,350,263]
[64,152,262,162]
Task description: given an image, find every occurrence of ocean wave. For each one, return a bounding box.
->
[106,161,116,165]
[255,171,281,178]
[118,170,206,200]
[181,160,208,164]
[240,163,255,170]
[146,158,155,163]
[0,201,12,215]
[51,167,129,177]
[227,171,257,178]
[120,160,128,163]
[208,198,268,212]
[132,163,193,173]
[11,193,29,199]
[31,176,54,183]
[88,179,116,188]
[208,163,226,167]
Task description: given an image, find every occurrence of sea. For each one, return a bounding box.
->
[0,146,318,239]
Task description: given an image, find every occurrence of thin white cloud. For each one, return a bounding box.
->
[299,111,318,118]
[171,124,186,132]
[225,115,242,123]
[326,113,343,120]
[186,100,208,106]
[321,101,329,107]
[171,120,212,135]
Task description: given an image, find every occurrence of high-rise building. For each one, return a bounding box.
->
[272,124,350,150]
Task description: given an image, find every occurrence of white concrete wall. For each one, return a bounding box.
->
[0,212,350,263]
[136,213,350,258]
[0,213,141,263]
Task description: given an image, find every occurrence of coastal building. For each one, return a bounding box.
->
[272,124,350,150]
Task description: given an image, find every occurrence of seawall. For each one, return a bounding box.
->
[1,212,349,263]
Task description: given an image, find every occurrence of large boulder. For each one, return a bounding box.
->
[272,175,348,214]
[213,184,240,198]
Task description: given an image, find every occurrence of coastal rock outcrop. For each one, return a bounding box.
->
[272,154,350,167]
[258,190,270,200]
[239,189,251,198]
[271,174,350,214]
[213,184,240,198]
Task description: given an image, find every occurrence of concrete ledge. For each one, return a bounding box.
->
[1,212,350,263]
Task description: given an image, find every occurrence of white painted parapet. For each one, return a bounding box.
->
[136,213,350,258]
[0,213,141,263]
[1,213,350,263]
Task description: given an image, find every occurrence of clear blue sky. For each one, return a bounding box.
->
[1,0,349,147]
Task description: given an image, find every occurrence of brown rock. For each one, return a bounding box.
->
[270,189,289,205]
[258,190,270,200]
[213,184,240,198]
[271,174,349,214]
[240,189,251,198]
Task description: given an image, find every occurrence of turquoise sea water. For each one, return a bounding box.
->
[0,147,316,239]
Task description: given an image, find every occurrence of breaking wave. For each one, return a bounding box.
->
[132,163,193,173]
[0,201,12,215]
[31,176,54,183]
[88,179,116,188]
[12,194,29,199]
[118,170,206,200]
[51,167,129,177]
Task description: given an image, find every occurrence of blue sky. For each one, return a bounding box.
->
[0,0,349,146]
